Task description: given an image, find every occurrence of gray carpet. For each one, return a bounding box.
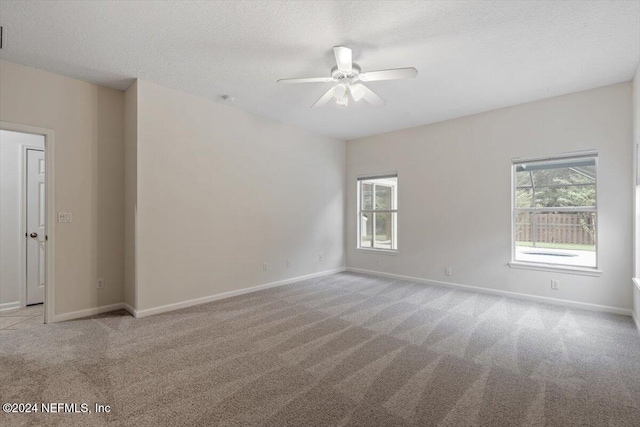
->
[2,272,639,426]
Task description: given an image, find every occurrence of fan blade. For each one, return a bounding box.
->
[334,46,352,73]
[359,67,418,82]
[312,87,336,108]
[277,77,336,84]
[360,84,385,106]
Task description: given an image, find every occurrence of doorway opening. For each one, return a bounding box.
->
[0,123,55,325]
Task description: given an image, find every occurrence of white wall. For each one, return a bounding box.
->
[124,80,138,310]
[0,60,125,317]
[135,80,346,311]
[0,130,44,308]
[633,63,640,328]
[347,82,633,311]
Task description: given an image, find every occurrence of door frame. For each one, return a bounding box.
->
[1,121,55,324]
[23,145,46,307]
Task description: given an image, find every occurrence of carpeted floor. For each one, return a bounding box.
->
[2,272,639,426]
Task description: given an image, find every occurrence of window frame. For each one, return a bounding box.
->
[357,173,398,253]
[510,151,601,275]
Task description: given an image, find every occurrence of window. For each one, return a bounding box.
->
[358,174,398,251]
[512,153,597,269]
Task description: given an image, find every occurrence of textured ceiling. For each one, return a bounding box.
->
[1,1,639,140]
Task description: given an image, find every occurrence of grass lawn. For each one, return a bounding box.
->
[516,241,595,252]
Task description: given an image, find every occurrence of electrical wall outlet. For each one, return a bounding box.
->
[551,280,559,290]
[375,259,381,267]
[263,263,269,271]
[286,260,291,268]
[318,254,323,261]
[445,267,452,276]
[97,278,104,289]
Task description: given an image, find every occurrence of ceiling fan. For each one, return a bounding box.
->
[277,46,418,108]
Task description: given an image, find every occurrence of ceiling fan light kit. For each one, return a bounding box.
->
[349,84,365,102]
[277,46,418,108]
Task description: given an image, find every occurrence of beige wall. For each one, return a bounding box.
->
[1,57,634,320]
[0,60,125,316]
[124,80,138,309]
[347,82,633,311]
[135,80,346,311]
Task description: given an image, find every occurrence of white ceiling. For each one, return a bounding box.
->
[1,1,639,140]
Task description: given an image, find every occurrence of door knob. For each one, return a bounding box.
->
[30,232,38,238]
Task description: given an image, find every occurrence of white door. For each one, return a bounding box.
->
[26,149,45,305]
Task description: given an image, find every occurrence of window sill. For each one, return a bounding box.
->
[356,248,398,256]
[509,261,602,277]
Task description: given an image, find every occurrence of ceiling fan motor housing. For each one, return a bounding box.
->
[331,63,361,80]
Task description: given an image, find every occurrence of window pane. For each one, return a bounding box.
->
[533,212,596,251]
[373,212,395,250]
[375,185,392,210]
[515,211,596,267]
[514,157,597,208]
[516,159,597,208]
[362,183,373,210]
[360,213,373,248]
[358,175,397,251]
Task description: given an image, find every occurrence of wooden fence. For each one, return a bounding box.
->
[515,212,596,245]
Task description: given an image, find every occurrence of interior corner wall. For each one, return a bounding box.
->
[0,60,125,317]
[134,80,346,311]
[347,82,633,311]
[633,64,640,327]
[124,80,138,310]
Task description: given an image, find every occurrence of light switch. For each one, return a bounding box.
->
[57,212,73,223]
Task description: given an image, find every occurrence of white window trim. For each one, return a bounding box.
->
[356,247,399,256]
[509,261,602,277]
[510,151,599,273]
[357,173,398,253]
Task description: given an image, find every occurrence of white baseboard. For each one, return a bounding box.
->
[134,267,347,318]
[0,301,21,312]
[631,280,640,334]
[346,267,633,317]
[123,303,136,317]
[52,302,126,323]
